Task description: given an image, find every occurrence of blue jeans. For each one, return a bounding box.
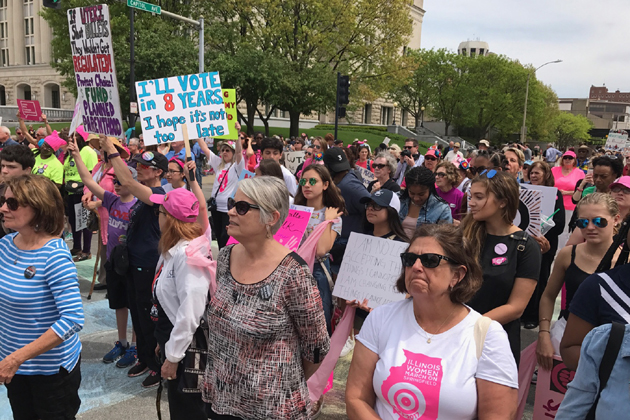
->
[313,258,333,336]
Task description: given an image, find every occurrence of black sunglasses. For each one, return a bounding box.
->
[404,146,414,150]
[227,197,261,215]
[373,163,387,169]
[400,252,460,268]
[0,196,19,211]
[563,156,575,160]
[424,156,437,161]
[365,201,384,211]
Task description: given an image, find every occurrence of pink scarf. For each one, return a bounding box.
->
[185,226,217,296]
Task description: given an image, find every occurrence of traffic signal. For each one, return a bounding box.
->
[43,0,61,9]
[338,75,350,105]
[339,107,346,118]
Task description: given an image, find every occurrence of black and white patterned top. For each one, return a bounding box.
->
[202,245,330,419]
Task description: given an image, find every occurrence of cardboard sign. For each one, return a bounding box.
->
[514,188,543,237]
[67,5,124,137]
[533,357,574,419]
[605,131,628,151]
[355,165,376,188]
[520,184,558,220]
[332,232,408,308]
[74,202,90,232]
[17,99,42,121]
[69,92,83,136]
[136,72,228,145]
[285,151,306,174]
[213,89,237,140]
[227,204,313,252]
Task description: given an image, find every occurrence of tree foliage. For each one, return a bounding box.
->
[549,113,593,149]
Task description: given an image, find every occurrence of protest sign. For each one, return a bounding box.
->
[69,92,84,136]
[239,169,256,181]
[532,357,574,419]
[514,188,543,236]
[355,165,376,188]
[136,71,228,145]
[227,204,313,251]
[520,184,557,219]
[605,131,628,151]
[285,151,306,174]
[333,232,408,308]
[17,99,42,121]
[67,5,124,137]
[213,89,237,140]
[74,203,90,232]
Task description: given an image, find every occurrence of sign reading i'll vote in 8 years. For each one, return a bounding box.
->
[333,232,408,309]
[136,72,229,145]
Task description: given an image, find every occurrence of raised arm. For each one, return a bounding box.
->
[196,138,215,161]
[16,113,37,146]
[68,136,106,200]
[41,114,53,135]
[234,121,243,164]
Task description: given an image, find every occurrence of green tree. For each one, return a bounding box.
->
[550,112,593,148]
[42,1,199,119]
[389,49,432,129]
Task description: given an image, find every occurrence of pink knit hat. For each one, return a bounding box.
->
[43,131,67,152]
[75,125,89,142]
[149,188,199,223]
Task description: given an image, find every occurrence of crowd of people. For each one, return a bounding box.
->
[0,119,629,419]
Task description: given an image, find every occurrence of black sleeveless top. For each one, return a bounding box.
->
[561,245,592,320]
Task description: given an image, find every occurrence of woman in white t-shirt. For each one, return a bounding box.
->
[196,130,244,248]
[163,157,188,193]
[346,224,518,420]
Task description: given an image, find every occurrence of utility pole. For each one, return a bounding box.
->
[335,74,350,140]
[129,7,136,136]
[521,59,562,143]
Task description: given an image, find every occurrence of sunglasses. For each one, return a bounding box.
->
[227,197,261,215]
[611,186,630,195]
[480,169,497,179]
[314,145,321,150]
[404,146,414,150]
[563,156,575,160]
[373,163,387,169]
[113,179,121,186]
[575,217,609,229]
[305,152,313,156]
[365,202,384,211]
[0,196,19,211]
[299,177,318,186]
[435,172,447,178]
[424,156,437,161]
[400,252,460,269]
[137,163,151,170]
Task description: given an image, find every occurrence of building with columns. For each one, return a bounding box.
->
[0,0,75,110]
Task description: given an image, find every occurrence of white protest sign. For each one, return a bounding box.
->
[333,232,408,308]
[67,5,124,137]
[136,72,228,145]
[69,91,84,136]
[285,151,306,174]
[605,132,628,152]
[355,165,376,188]
[520,184,557,219]
[74,203,90,232]
[514,188,543,236]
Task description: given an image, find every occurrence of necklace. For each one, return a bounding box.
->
[416,307,458,344]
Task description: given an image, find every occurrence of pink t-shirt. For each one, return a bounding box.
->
[551,166,584,211]
[436,187,464,220]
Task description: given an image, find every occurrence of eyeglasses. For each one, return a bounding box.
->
[299,177,318,186]
[480,169,497,179]
[435,172,447,178]
[373,163,387,169]
[167,170,183,175]
[0,196,19,211]
[365,202,384,211]
[575,217,609,229]
[611,186,630,195]
[400,252,460,268]
[227,197,261,215]
[424,156,437,161]
[113,179,121,186]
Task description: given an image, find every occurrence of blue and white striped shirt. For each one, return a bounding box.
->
[0,233,83,375]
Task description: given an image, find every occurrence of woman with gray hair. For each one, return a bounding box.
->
[368,152,400,193]
[202,176,330,420]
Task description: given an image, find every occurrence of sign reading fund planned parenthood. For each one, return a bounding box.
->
[136,72,229,145]
[67,5,124,137]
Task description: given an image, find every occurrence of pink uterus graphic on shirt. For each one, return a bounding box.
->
[381,350,443,420]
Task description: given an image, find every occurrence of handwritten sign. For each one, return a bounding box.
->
[285,151,306,174]
[332,232,408,308]
[67,5,124,137]
[605,131,628,152]
[214,89,237,140]
[227,204,313,251]
[355,165,376,188]
[74,203,90,231]
[533,357,574,419]
[17,99,42,121]
[136,72,228,145]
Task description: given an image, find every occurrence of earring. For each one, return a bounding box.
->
[34,224,40,232]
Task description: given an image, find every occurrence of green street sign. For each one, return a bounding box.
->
[127,0,161,14]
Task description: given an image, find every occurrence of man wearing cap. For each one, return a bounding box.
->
[544,143,562,166]
[444,142,464,163]
[32,131,65,185]
[323,148,371,268]
[478,139,490,151]
[577,145,591,174]
[101,136,169,388]
[0,126,18,149]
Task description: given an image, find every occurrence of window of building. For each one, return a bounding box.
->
[461,48,467,55]
[480,48,485,55]
[24,0,34,65]
[0,0,6,67]
[0,86,5,106]
[471,48,477,56]
[24,17,33,36]
[381,106,392,125]
[25,45,34,65]
[1,49,8,67]
[363,104,372,124]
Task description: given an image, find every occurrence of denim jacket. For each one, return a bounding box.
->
[398,193,453,227]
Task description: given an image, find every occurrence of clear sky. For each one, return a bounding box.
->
[421,0,628,98]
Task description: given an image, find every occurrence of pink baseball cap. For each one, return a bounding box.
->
[43,131,67,152]
[562,150,576,159]
[610,176,630,190]
[149,188,199,223]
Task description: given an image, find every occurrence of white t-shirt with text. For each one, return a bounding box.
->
[208,152,245,213]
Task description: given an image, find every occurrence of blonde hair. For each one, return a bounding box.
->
[505,148,525,166]
[6,174,64,236]
[577,192,619,219]
[158,209,203,254]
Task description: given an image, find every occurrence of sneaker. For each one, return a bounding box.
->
[142,370,161,388]
[531,370,538,385]
[116,345,137,368]
[102,341,127,364]
[340,335,355,358]
[128,361,149,377]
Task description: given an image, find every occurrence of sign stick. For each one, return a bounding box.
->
[182,124,195,182]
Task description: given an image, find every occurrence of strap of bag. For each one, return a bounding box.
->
[318,259,335,293]
[473,316,493,360]
[509,230,529,252]
[585,322,625,420]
